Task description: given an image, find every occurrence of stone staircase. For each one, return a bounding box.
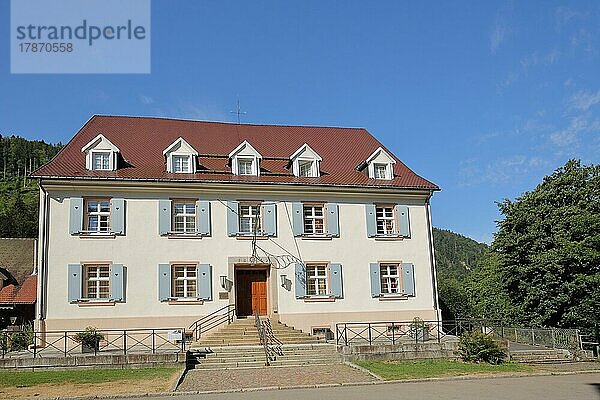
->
[195,317,321,347]
[509,348,573,363]
[187,317,341,369]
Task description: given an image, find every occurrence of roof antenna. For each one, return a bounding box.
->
[230,98,247,124]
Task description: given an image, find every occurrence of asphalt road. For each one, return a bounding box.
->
[157,373,600,400]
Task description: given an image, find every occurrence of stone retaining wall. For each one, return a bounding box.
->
[0,352,185,370]
[339,341,460,362]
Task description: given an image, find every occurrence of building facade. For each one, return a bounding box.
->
[33,116,440,335]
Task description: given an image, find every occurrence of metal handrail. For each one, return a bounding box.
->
[254,311,271,366]
[262,318,284,360]
[189,304,235,341]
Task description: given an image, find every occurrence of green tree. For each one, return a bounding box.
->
[492,159,600,332]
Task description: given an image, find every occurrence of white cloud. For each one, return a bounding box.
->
[139,95,154,105]
[459,156,549,187]
[490,23,514,54]
[568,89,600,111]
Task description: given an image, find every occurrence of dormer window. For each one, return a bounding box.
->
[81,134,120,172]
[365,147,396,180]
[163,137,198,174]
[172,155,192,173]
[92,151,111,171]
[237,158,255,175]
[290,144,321,178]
[229,140,262,176]
[373,163,389,179]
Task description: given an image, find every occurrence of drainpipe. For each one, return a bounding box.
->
[425,194,440,320]
[37,181,50,324]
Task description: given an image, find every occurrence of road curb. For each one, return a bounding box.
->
[27,367,600,400]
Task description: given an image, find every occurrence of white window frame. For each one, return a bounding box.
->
[83,264,110,300]
[172,200,197,233]
[375,205,396,235]
[171,154,193,173]
[296,158,319,177]
[303,204,325,235]
[380,263,401,294]
[306,263,329,296]
[373,163,389,179]
[236,157,256,176]
[172,264,197,298]
[91,151,112,171]
[85,198,111,233]
[238,203,262,234]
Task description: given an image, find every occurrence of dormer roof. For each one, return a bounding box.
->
[163,137,198,156]
[365,147,396,165]
[290,143,322,161]
[228,140,262,159]
[81,133,119,153]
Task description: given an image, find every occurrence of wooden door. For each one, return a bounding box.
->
[235,269,267,316]
[251,279,267,315]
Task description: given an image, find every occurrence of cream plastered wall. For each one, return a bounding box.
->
[39,182,438,332]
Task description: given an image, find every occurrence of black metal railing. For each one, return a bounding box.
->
[262,318,283,361]
[336,319,583,351]
[254,312,283,366]
[189,304,235,341]
[1,327,187,359]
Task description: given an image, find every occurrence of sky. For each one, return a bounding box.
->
[1,1,599,243]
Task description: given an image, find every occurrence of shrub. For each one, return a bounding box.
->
[457,331,506,364]
[8,324,34,351]
[74,326,105,347]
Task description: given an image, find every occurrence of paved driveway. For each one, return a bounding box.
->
[163,373,600,400]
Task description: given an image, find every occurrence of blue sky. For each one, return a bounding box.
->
[1,1,599,243]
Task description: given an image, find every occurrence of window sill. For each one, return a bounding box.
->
[303,296,336,303]
[166,233,207,239]
[75,301,116,307]
[377,295,409,301]
[77,233,117,239]
[167,299,205,305]
[300,235,333,240]
[235,235,269,240]
[374,235,404,241]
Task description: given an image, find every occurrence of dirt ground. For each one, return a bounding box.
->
[177,364,376,392]
[0,374,180,399]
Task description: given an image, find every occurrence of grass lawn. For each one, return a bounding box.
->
[356,359,533,380]
[0,367,179,388]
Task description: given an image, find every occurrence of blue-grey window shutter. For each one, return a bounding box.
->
[294,263,306,298]
[111,198,125,235]
[197,264,212,301]
[110,264,125,302]
[69,197,83,235]
[263,203,277,236]
[397,205,410,238]
[292,202,304,236]
[158,199,171,235]
[158,263,171,301]
[369,263,381,297]
[402,263,415,296]
[329,263,343,298]
[197,200,211,235]
[365,204,377,237]
[226,201,239,237]
[326,203,340,237]
[396,204,410,238]
[68,264,82,302]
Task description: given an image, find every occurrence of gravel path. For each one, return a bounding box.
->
[177,364,375,392]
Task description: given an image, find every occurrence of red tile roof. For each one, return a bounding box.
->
[0,275,36,304]
[32,116,439,190]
